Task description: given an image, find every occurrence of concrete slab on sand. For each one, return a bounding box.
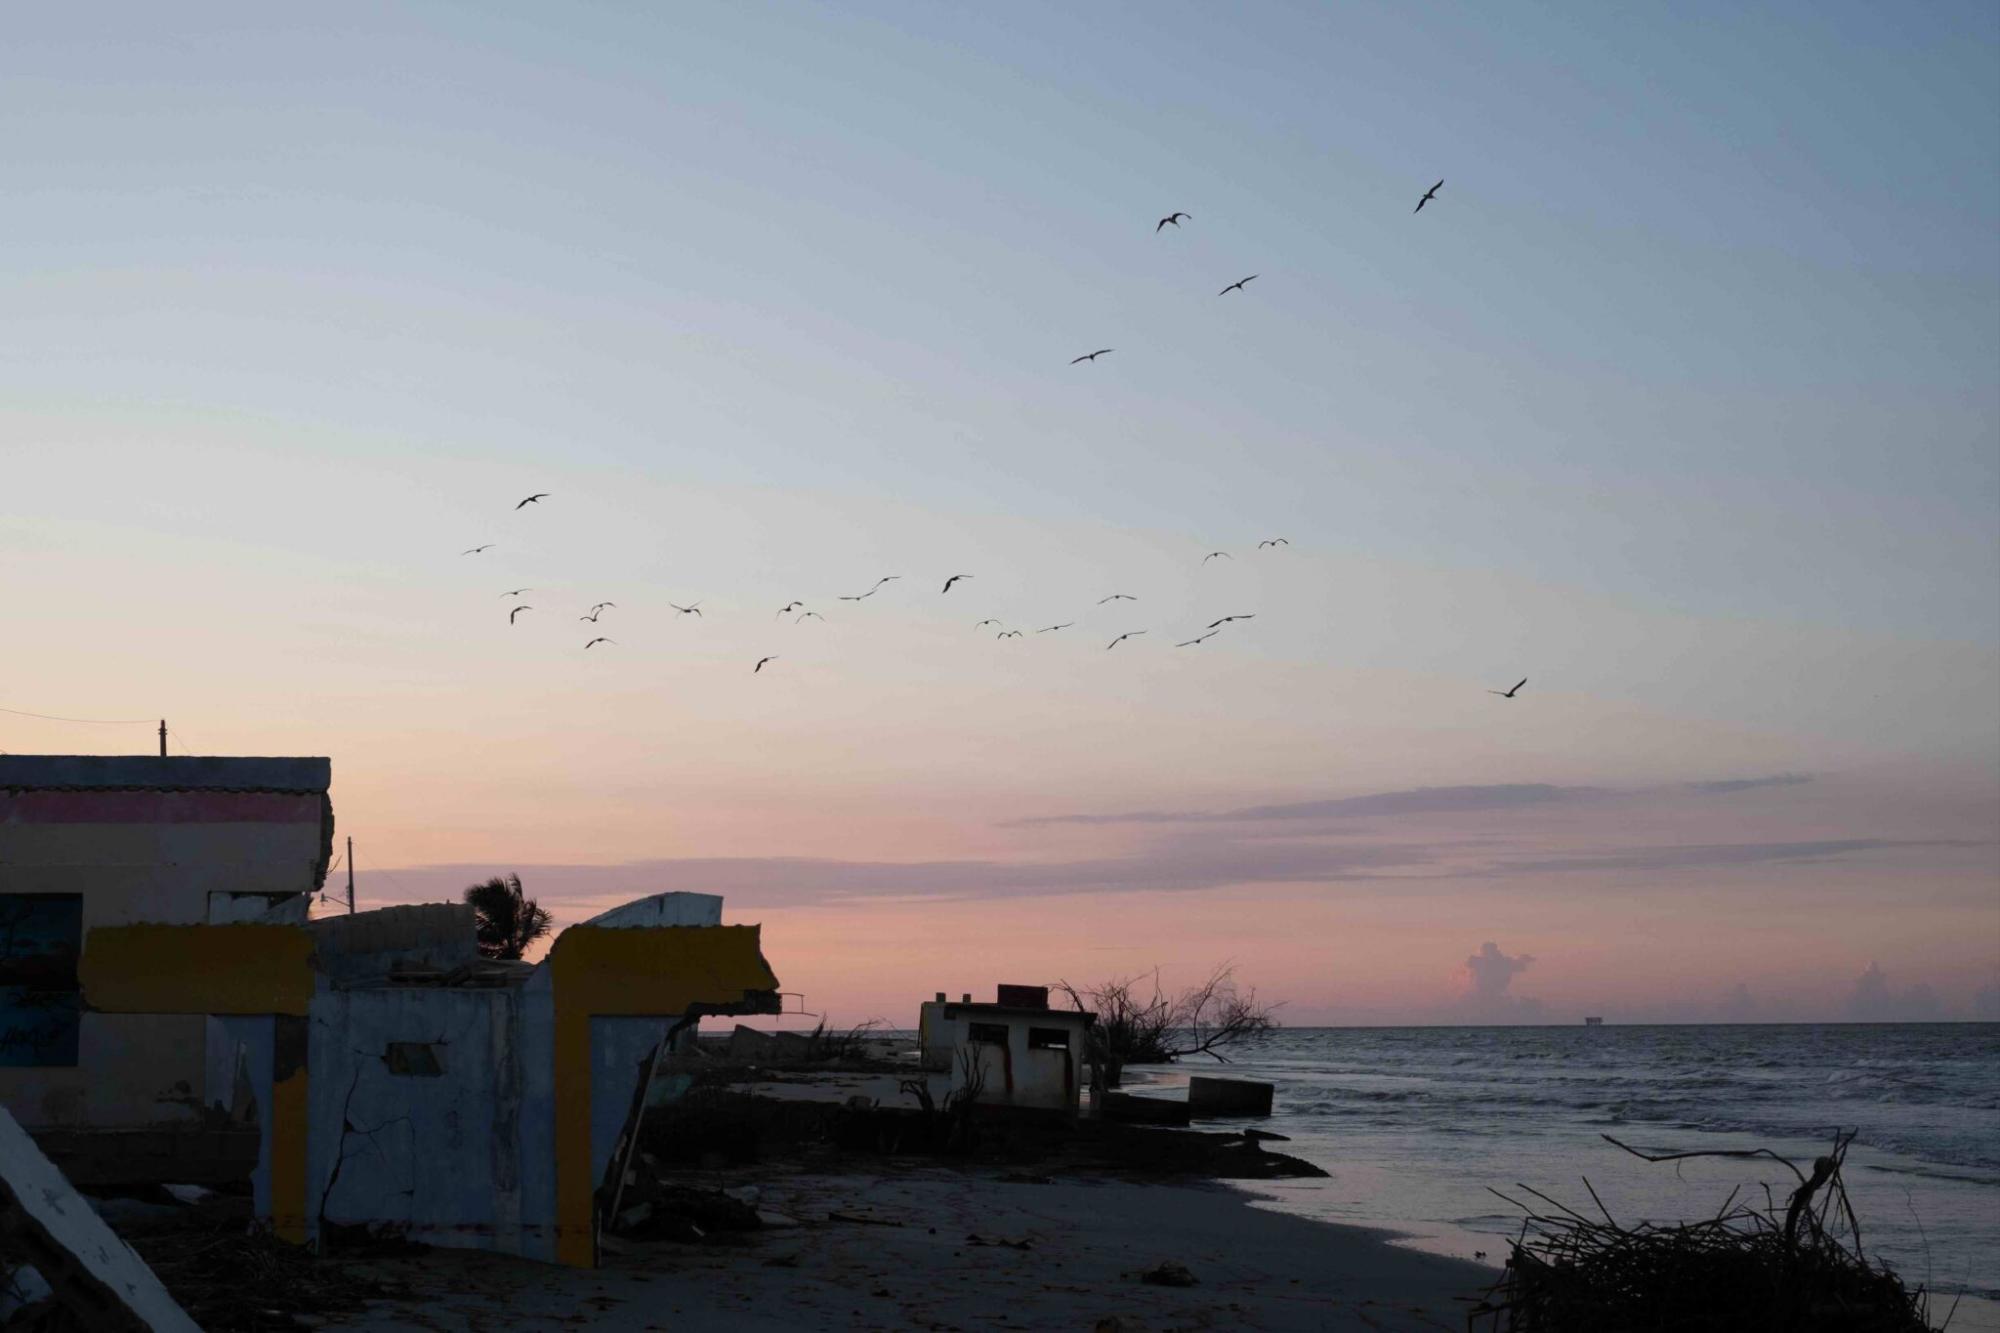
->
[322,1169,1489,1332]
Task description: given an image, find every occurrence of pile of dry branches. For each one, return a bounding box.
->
[1468,1131,1939,1333]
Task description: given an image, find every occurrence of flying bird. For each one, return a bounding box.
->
[1257,538,1289,548]
[754,656,778,673]
[1207,614,1255,629]
[942,574,973,594]
[1106,631,1147,650]
[1070,349,1114,364]
[589,602,616,614]
[974,619,1003,630]
[1218,275,1258,296]
[1156,212,1190,232]
[1036,622,1074,634]
[1098,593,1137,604]
[514,493,548,509]
[1488,677,1528,699]
[776,601,803,618]
[1175,630,1218,647]
[462,545,494,555]
[669,602,702,617]
[500,587,532,596]
[1202,551,1232,563]
[579,611,602,622]
[838,576,901,601]
[796,611,825,623]
[1415,179,1443,213]
[997,630,1023,639]
[509,605,531,624]
[584,638,614,650]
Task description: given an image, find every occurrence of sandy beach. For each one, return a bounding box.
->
[322,1167,1492,1332]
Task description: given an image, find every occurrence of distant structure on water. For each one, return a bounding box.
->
[1583,1016,1605,1026]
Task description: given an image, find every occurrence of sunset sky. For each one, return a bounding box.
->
[5,2,1996,1026]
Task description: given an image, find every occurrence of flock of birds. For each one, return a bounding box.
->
[453,183,1526,702]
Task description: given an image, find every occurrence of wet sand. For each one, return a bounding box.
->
[325,1167,1492,1332]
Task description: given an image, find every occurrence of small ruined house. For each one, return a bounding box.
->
[924,985,1094,1115]
[0,753,783,1268]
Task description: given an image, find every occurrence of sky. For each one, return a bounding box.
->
[3,1,1996,1026]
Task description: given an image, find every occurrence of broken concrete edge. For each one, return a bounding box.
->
[0,1105,200,1333]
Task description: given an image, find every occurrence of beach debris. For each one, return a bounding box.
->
[1137,1260,1199,1288]
[965,1233,1034,1250]
[609,1182,761,1243]
[827,1210,904,1227]
[1187,1075,1274,1118]
[1100,1092,1191,1126]
[0,1105,200,1332]
[1467,1130,1937,1332]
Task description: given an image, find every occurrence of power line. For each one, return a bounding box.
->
[0,705,155,725]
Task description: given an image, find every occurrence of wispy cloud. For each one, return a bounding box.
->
[1686,773,1813,794]
[1477,838,1972,876]
[1004,783,1593,828]
[365,835,1985,914]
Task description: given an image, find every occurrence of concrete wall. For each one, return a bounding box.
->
[307,989,534,1254]
[944,1011,1091,1114]
[0,761,330,1134]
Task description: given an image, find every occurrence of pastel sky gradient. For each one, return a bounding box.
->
[4,3,1996,1025]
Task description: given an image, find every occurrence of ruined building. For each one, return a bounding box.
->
[0,755,780,1266]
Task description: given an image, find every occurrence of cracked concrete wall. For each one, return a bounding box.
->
[305,989,529,1254]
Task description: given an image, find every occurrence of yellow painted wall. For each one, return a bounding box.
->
[546,925,778,1267]
[79,925,314,1016]
[77,923,314,1243]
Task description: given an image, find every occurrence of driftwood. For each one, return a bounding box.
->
[1467,1130,1940,1333]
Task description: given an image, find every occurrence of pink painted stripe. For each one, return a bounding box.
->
[0,791,323,824]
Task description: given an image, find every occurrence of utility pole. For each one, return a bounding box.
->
[158,720,167,757]
[346,836,356,915]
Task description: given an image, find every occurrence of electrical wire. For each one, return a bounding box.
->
[0,705,156,725]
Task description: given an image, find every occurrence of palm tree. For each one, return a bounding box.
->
[462,873,552,960]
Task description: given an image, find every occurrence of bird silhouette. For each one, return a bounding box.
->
[515,493,548,509]
[1098,593,1138,604]
[509,605,531,624]
[584,638,614,650]
[1070,349,1114,364]
[1106,631,1147,650]
[1207,614,1255,629]
[501,587,532,596]
[1156,212,1191,232]
[1175,630,1218,647]
[1202,551,1232,563]
[1488,677,1527,698]
[462,545,495,555]
[1257,538,1289,548]
[1218,275,1258,296]
[796,611,825,623]
[580,610,602,622]
[669,602,702,617]
[754,656,778,673]
[997,630,1023,639]
[973,619,1003,630]
[776,601,804,618]
[1415,179,1443,214]
[838,577,900,601]
[1036,622,1074,634]
[590,602,616,614]
[942,574,973,594]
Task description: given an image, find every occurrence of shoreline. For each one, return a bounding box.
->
[326,1165,1495,1331]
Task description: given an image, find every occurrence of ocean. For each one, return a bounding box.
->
[1126,1024,2000,1329]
